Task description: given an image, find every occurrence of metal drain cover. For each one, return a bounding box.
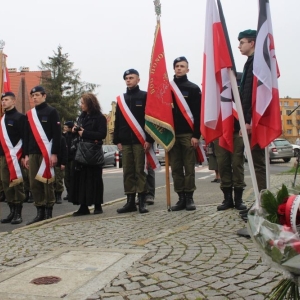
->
[31,276,61,285]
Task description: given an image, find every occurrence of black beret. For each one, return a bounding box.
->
[30,86,46,94]
[173,56,189,68]
[1,91,15,99]
[238,29,257,41]
[64,121,74,128]
[123,69,139,80]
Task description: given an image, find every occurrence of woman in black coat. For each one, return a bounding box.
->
[69,93,107,216]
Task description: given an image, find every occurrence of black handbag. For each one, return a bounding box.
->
[75,140,104,166]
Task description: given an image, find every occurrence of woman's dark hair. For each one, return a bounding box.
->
[81,93,102,114]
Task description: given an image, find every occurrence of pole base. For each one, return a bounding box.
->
[237,227,250,238]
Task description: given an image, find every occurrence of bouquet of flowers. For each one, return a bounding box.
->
[247,184,300,299]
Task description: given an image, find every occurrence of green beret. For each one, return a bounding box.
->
[238,29,257,41]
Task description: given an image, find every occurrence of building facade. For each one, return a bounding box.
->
[280,97,300,143]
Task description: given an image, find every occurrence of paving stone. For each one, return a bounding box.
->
[148,290,172,298]
[140,285,160,293]
[127,294,150,300]
[124,282,141,291]
[104,287,125,293]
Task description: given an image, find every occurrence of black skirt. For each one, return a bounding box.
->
[69,161,104,206]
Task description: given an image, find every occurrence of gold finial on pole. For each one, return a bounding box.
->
[153,0,161,21]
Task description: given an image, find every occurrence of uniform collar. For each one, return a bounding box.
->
[174,74,188,84]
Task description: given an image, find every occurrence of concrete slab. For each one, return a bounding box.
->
[0,247,148,300]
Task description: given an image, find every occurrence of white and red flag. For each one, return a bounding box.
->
[201,0,234,152]
[252,0,281,148]
[2,54,11,93]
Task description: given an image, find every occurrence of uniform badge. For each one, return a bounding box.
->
[126,70,130,74]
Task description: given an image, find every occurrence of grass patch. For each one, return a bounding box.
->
[281,165,300,175]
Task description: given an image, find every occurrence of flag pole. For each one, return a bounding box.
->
[0,40,3,220]
[0,40,4,96]
[229,70,260,205]
[153,0,171,211]
[165,152,172,211]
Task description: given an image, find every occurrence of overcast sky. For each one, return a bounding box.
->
[2,0,299,114]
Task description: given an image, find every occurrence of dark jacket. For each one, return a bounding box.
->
[0,107,26,157]
[57,135,68,166]
[113,85,154,145]
[24,102,61,156]
[239,54,254,125]
[63,130,77,161]
[76,111,107,143]
[172,75,201,139]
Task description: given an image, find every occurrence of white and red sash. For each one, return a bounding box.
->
[170,81,206,163]
[27,108,55,183]
[0,116,23,187]
[116,94,160,171]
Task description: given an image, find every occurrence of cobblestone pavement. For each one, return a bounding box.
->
[0,173,297,300]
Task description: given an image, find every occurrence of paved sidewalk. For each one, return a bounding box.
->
[0,171,297,299]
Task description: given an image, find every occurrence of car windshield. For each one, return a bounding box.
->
[273,140,291,147]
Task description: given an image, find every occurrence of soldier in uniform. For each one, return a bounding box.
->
[54,135,67,204]
[114,69,154,214]
[169,57,201,211]
[0,92,26,224]
[24,86,61,224]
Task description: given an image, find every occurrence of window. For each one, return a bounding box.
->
[297,110,300,115]
[287,120,292,125]
[297,120,300,126]
[286,110,291,115]
[284,101,289,106]
[295,101,299,106]
[298,129,300,135]
[287,130,292,134]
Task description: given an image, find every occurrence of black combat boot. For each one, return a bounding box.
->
[73,204,90,216]
[138,193,149,214]
[27,191,34,203]
[171,192,186,211]
[1,203,15,223]
[0,191,6,202]
[185,192,196,211]
[234,188,247,210]
[11,204,23,224]
[117,194,137,213]
[217,187,234,211]
[24,191,30,203]
[94,204,103,214]
[55,192,62,204]
[26,206,46,225]
[45,206,53,219]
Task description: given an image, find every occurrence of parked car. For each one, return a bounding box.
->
[155,144,165,165]
[291,144,300,157]
[244,138,293,163]
[269,139,293,163]
[103,145,118,166]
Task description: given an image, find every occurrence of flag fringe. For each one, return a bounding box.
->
[145,115,175,152]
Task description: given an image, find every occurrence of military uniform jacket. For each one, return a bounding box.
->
[57,135,68,166]
[24,102,61,156]
[172,75,201,139]
[63,131,76,161]
[113,85,154,145]
[0,107,26,157]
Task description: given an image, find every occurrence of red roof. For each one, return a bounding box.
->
[8,70,50,114]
